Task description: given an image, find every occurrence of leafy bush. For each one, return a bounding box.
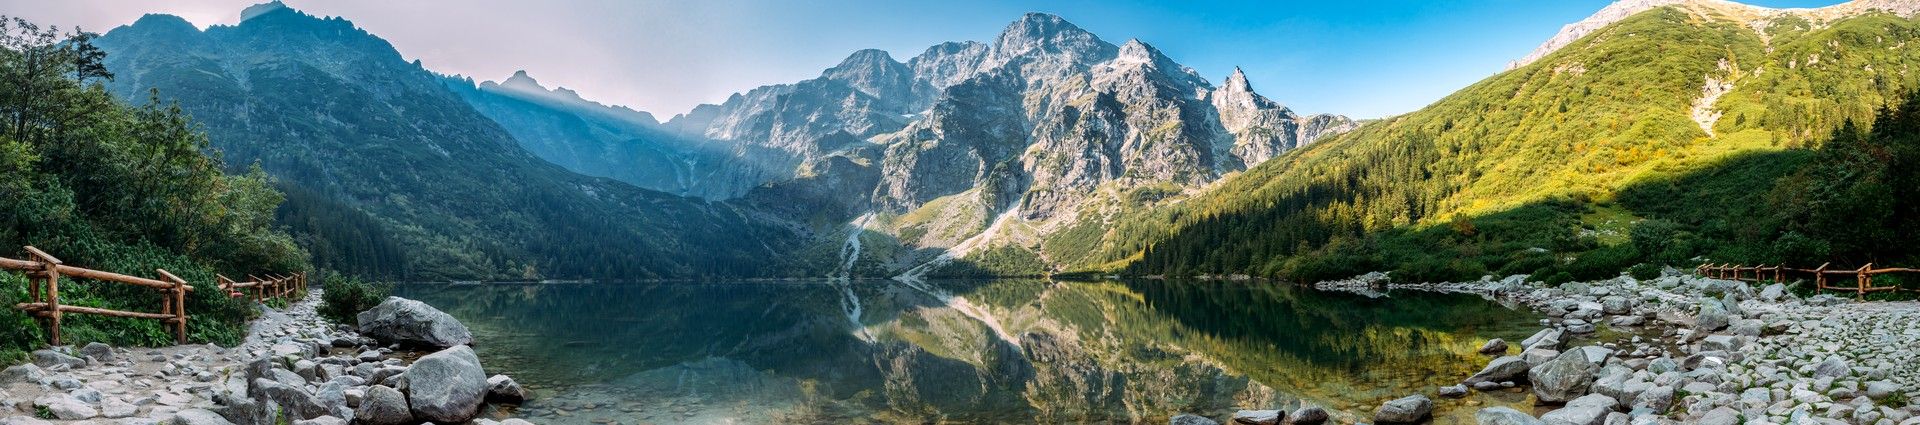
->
[318,272,390,324]
[1628,263,1664,280]
[1565,245,1643,281]
[1539,271,1576,287]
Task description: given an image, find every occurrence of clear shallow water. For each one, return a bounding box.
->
[393,280,1546,424]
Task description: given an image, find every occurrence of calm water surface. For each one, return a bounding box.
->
[393,279,1545,424]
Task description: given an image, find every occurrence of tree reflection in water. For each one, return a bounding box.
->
[396,279,1542,424]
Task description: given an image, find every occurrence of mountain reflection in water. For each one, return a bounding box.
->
[393,279,1544,424]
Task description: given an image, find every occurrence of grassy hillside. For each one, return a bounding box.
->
[1061,6,1920,282]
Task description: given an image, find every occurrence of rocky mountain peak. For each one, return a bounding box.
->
[240,1,290,22]
[1222,67,1253,93]
[500,70,541,90]
[822,48,914,98]
[990,12,1116,66]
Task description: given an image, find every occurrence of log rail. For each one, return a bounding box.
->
[2,245,304,346]
[1695,262,1920,298]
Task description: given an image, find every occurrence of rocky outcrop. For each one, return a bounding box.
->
[356,297,473,348]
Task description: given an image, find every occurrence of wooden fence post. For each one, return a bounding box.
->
[155,269,189,345]
[26,246,63,346]
[1814,263,1830,290]
[1857,263,1872,299]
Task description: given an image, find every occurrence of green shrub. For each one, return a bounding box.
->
[1628,263,1663,280]
[1540,271,1576,287]
[1565,245,1643,280]
[318,273,390,324]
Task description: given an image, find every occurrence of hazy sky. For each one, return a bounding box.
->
[0,0,1849,119]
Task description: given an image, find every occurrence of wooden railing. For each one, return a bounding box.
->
[217,273,305,302]
[1,246,302,346]
[1696,262,1920,297]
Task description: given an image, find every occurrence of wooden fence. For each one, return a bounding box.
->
[1695,262,1920,297]
[1,246,303,346]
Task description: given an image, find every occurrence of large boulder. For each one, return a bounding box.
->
[1521,328,1563,351]
[1694,299,1729,331]
[252,378,330,420]
[1476,406,1545,425]
[1529,349,1598,403]
[356,297,473,348]
[1539,393,1616,425]
[1467,356,1530,384]
[354,386,412,425]
[1373,394,1433,423]
[406,346,488,423]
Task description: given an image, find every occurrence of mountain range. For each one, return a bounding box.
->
[86,0,1920,281]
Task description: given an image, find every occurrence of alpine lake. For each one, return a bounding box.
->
[392,279,1553,424]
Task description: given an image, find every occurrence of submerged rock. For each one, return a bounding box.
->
[1475,406,1544,425]
[1373,394,1433,423]
[356,297,473,348]
[1170,414,1219,425]
[1229,410,1281,425]
[1288,406,1329,425]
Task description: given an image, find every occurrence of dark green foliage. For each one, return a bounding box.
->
[1563,245,1639,281]
[0,16,305,353]
[932,246,1051,278]
[317,272,389,324]
[1628,263,1663,280]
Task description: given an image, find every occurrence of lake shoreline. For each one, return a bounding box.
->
[1311,270,1920,425]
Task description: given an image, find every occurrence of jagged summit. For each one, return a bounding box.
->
[499,70,541,90]
[1222,67,1253,92]
[990,12,1114,63]
[239,1,289,22]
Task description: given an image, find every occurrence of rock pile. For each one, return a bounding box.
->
[0,291,532,425]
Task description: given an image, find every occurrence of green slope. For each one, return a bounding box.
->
[1065,6,1920,281]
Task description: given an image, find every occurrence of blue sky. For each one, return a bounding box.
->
[0,0,1853,118]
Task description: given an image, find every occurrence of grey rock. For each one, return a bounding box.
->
[1530,348,1599,403]
[1523,328,1564,351]
[1230,409,1281,425]
[1289,406,1329,425]
[485,374,528,404]
[1865,381,1898,400]
[81,342,115,363]
[1759,283,1785,301]
[1696,406,1740,425]
[0,364,43,384]
[356,297,474,348]
[1469,356,1530,384]
[1600,296,1631,315]
[1440,384,1469,398]
[1699,335,1743,352]
[1480,339,1509,355]
[33,393,96,419]
[101,398,138,418]
[1374,394,1433,423]
[290,417,345,425]
[405,345,487,423]
[30,350,84,369]
[1540,393,1617,425]
[0,417,53,425]
[170,409,236,425]
[251,378,329,420]
[1632,385,1674,413]
[1813,357,1851,379]
[1524,348,1562,368]
[1695,299,1729,331]
[1476,406,1545,425]
[1170,414,1219,425]
[354,386,411,425]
